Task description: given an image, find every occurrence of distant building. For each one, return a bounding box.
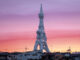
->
[71,53,80,60]
[15,51,42,60]
[0,52,9,60]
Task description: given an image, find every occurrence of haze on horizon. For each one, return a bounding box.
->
[0,0,80,52]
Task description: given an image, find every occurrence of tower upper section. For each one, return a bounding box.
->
[38,4,44,31]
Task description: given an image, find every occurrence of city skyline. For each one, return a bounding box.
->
[0,0,80,52]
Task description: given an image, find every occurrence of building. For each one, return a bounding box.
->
[0,52,9,60]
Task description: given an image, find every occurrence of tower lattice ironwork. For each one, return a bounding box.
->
[34,4,50,52]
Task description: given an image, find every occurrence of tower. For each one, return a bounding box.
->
[34,4,50,52]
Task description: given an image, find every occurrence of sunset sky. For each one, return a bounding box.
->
[0,0,80,52]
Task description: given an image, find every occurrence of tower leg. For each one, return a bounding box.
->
[40,42,43,52]
[34,40,38,51]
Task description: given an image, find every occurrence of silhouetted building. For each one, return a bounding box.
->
[0,52,9,60]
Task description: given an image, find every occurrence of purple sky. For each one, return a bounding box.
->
[0,0,80,15]
[0,0,80,52]
[0,0,80,32]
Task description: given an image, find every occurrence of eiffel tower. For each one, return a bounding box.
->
[34,4,50,52]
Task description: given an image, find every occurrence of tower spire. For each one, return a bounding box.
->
[39,4,44,18]
[40,4,43,13]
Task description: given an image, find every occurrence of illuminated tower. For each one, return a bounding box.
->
[34,4,50,52]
